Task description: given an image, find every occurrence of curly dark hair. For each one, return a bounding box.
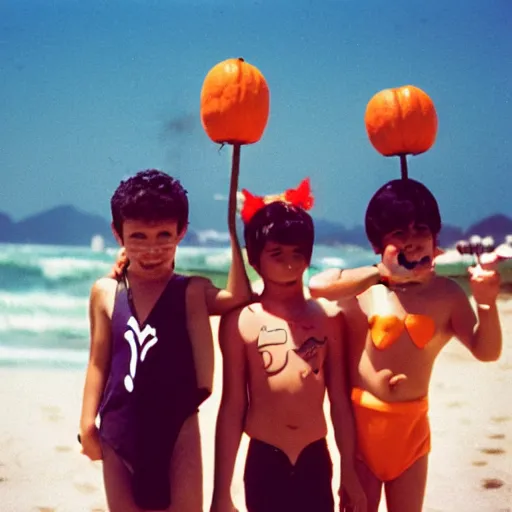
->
[365,179,441,252]
[111,169,189,238]
[244,201,315,269]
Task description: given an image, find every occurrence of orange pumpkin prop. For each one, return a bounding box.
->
[200,58,270,293]
[200,57,270,145]
[364,85,438,178]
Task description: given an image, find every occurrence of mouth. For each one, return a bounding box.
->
[397,252,431,270]
[140,261,165,270]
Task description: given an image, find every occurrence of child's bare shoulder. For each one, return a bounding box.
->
[90,277,117,317]
[187,275,212,294]
[91,276,117,300]
[305,296,344,323]
[219,303,261,344]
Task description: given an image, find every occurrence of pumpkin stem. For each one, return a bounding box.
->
[400,154,408,180]
[228,143,252,293]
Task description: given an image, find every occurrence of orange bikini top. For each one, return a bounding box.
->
[369,314,436,350]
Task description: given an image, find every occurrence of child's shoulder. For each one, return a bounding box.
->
[91,276,118,297]
[308,296,344,318]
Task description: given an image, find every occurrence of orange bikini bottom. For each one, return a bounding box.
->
[351,388,431,482]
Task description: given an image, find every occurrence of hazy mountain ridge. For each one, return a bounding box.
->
[0,206,511,249]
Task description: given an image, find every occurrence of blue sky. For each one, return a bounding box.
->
[1,0,511,231]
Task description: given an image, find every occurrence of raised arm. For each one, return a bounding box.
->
[450,269,502,362]
[309,266,380,301]
[325,312,367,510]
[79,278,114,460]
[210,309,249,512]
[205,162,253,315]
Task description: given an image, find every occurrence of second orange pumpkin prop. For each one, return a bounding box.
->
[200,57,270,293]
[200,57,270,145]
[364,85,438,178]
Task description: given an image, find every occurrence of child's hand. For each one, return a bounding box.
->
[108,248,128,280]
[377,368,408,393]
[467,243,511,307]
[79,424,103,461]
[468,265,500,307]
[340,472,367,512]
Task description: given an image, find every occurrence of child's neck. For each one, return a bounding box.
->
[260,279,307,311]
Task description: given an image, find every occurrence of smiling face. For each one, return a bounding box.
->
[381,221,435,269]
[258,241,309,286]
[114,218,185,278]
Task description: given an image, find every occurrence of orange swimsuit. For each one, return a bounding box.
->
[351,388,430,481]
[351,289,435,481]
[369,314,436,350]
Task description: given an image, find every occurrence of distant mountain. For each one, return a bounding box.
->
[0,205,200,247]
[0,205,510,249]
[8,205,115,246]
[464,214,512,243]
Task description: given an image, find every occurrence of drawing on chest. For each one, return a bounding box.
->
[123,316,159,392]
[257,325,327,376]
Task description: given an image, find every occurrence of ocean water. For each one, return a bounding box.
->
[0,242,380,369]
[4,241,510,370]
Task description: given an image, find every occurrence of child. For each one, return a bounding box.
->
[79,169,252,512]
[209,181,367,512]
[309,178,502,512]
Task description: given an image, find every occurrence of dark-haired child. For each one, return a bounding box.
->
[309,178,502,512]
[210,180,367,512]
[79,169,252,512]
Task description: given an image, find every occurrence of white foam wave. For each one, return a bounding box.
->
[0,291,88,311]
[0,311,88,333]
[318,256,346,268]
[195,230,230,244]
[0,345,88,365]
[39,257,110,280]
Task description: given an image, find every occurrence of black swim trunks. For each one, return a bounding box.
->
[244,438,334,512]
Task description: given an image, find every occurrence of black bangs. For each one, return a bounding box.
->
[365,179,441,250]
[244,201,315,268]
[264,219,311,246]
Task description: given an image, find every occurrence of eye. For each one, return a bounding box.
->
[129,232,147,240]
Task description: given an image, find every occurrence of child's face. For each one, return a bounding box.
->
[116,218,184,277]
[381,222,435,270]
[258,241,308,286]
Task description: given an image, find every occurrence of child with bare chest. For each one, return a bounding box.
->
[243,299,335,463]
[310,178,503,512]
[210,183,367,512]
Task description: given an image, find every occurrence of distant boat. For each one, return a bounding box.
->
[90,234,105,252]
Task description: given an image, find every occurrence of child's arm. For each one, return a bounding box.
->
[204,174,253,315]
[449,269,502,362]
[79,279,113,460]
[309,266,381,300]
[210,309,248,512]
[325,312,367,510]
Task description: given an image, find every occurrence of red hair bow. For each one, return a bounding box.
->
[240,178,314,224]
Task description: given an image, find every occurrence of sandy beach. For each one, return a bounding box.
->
[0,299,511,512]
